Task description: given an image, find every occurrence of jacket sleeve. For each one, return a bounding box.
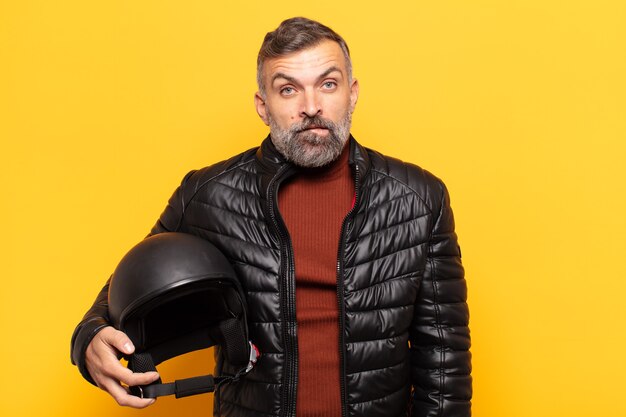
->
[69,171,196,384]
[409,180,472,417]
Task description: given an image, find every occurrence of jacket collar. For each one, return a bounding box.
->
[255,135,289,176]
[347,134,371,181]
[254,133,371,214]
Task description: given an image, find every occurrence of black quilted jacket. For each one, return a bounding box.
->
[71,136,472,417]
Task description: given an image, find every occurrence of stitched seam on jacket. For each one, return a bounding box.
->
[369,168,435,215]
[346,332,408,346]
[413,368,469,376]
[190,197,266,225]
[178,159,255,230]
[213,173,263,199]
[348,271,419,293]
[412,345,469,353]
[187,224,273,251]
[347,302,413,315]
[410,322,467,332]
[350,244,422,269]
[349,383,407,406]
[348,212,430,242]
[429,256,445,417]
[359,190,423,214]
[193,159,255,194]
[231,261,278,277]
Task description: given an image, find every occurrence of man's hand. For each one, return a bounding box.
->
[85,326,160,408]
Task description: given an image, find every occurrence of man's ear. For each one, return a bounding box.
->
[349,78,360,113]
[255,92,269,126]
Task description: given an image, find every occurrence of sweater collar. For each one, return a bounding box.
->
[255,134,371,200]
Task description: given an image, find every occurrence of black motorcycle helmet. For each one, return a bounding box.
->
[108,232,259,399]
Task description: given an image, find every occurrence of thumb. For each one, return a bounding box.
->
[103,327,135,355]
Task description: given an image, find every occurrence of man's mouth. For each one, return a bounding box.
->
[302,125,327,132]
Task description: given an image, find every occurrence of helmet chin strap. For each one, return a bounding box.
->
[128,342,260,399]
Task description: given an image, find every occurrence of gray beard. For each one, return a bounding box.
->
[268,112,351,168]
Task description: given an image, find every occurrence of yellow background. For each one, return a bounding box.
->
[1,1,625,416]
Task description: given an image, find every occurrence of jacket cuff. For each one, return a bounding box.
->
[70,317,110,385]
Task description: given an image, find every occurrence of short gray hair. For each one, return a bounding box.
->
[256,17,352,96]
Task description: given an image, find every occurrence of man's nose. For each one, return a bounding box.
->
[300,90,321,118]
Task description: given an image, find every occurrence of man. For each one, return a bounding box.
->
[71,17,472,417]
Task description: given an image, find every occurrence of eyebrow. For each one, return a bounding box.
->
[271,66,343,88]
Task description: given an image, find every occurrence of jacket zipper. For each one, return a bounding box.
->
[267,165,298,417]
[336,163,361,417]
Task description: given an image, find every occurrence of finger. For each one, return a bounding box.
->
[86,341,160,390]
[100,377,156,408]
[101,327,135,356]
[92,349,160,387]
[88,342,127,378]
[117,368,161,388]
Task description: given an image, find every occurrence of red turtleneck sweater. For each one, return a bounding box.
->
[278,145,354,417]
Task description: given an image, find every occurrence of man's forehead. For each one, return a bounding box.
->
[264,40,347,80]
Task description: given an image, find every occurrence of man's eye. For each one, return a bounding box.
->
[323,81,337,89]
[281,87,295,95]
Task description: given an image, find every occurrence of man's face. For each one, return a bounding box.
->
[255,40,359,168]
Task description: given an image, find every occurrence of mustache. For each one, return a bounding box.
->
[292,116,336,133]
